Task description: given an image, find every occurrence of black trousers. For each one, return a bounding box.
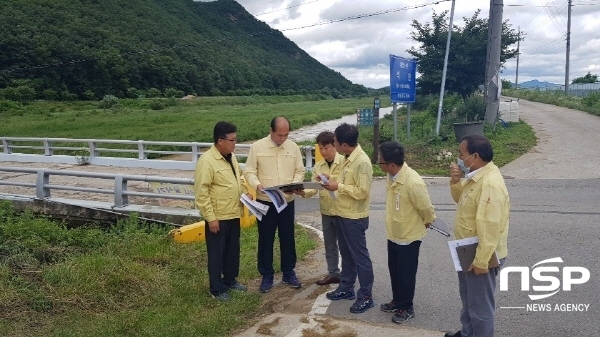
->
[387,240,422,311]
[256,200,296,277]
[205,218,241,296]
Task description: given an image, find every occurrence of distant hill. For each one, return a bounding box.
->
[516,80,559,89]
[0,0,365,100]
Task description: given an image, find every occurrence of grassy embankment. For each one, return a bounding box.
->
[0,202,316,337]
[504,88,600,117]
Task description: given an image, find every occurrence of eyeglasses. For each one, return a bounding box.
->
[220,138,237,142]
[377,162,389,165]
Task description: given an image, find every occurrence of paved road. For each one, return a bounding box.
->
[296,178,600,336]
[295,98,600,336]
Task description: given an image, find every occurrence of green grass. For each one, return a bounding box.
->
[0,95,389,143]
[358,111,537,176]
[0,202,317,337]
[504,88,600,117]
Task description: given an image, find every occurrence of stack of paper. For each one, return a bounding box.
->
[240,194,270,220]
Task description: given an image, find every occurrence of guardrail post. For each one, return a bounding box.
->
[114,175,128,207]
[36,170,51,198]
[43,138,53,156]
[304,146,313,169]
[1,137,11,154]
[138,140,146,160]
[191,142,200,162]
[89,141,98,158]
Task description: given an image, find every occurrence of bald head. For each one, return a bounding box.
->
[270,116,290,146]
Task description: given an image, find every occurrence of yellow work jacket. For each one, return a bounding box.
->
[304,153,344,216]
[385,164,436,243]
[450,162,510,269]
[194,145,247,222]
[243,136,305,203]
[332,144,372,219]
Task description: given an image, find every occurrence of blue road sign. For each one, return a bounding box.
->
[357,108,374,126]
[390,55,417,103]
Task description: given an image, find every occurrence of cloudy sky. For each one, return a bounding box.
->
[225,0,600,89]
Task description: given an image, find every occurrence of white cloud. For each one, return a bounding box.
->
[237,0,600,87]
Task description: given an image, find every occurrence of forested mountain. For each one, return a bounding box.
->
[0,0,366,100]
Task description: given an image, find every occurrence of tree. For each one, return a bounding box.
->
[572,72,598,84]
[501,79,512,90]
[407,10,520,100]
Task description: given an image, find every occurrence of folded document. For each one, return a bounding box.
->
[240,194,269,220]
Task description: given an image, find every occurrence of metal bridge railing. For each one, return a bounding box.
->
[0,166,194,208]
[0,136,315,170]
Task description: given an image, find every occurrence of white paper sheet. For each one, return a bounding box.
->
[263,189,288,213]
[447,237,479,272]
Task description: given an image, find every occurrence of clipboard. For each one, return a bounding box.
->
[265,182,324,193]
[448,237,499,272]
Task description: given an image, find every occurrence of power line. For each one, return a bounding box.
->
[279,0,451,32]
[527,4,568,31]
[255,0,323,17]
[527,34,566,54]
[517,5,546,29]
[540,0,567,35]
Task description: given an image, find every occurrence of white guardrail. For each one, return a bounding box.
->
[0,137,315,170]
[0,167,194,208]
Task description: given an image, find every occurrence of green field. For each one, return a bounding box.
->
[0,95,537,175]
[0,96,387,142]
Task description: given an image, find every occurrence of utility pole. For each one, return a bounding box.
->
[435,0,456,135]
[484,0,503,126]
[565,0,572,94]
[515,26,520,89]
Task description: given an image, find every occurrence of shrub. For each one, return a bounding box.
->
[165,87,184,98]
[146,88,162,98]
[455,95,486,122]
[83,90,96,101]
[43,89,60,101]
[582,92,600,107]
[98,95,119,109]
[1,85,37,103]
[149,100,165,110]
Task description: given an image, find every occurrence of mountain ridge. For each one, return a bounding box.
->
[0,0,366,100]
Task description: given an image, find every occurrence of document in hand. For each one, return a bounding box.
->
[429,218,450,237]
[318,173,336,199]
[262,189,288,213]
[447,237,500,272]
[240,194,269,221]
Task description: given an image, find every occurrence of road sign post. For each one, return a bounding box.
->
[390,55,417,142]
[372,98,380,163]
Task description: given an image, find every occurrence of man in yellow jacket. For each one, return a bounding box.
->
[194,121,251,302]
[244,116,306,293]
[299,131,344,286]
[445,135,510,337]
[377,141,435,324]
[321,123,374,314]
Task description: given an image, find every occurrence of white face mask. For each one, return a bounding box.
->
[457,154,474,174]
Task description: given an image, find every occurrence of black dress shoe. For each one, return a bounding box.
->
[444,331,462,337]
[315,276,340,285]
